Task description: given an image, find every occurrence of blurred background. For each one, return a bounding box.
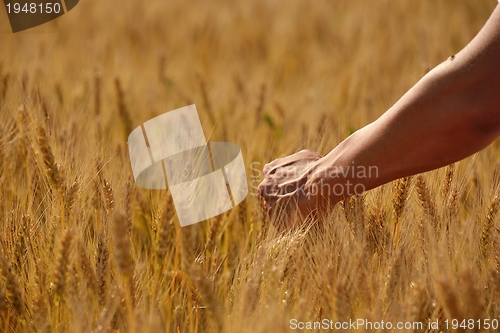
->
[1,0,496,160]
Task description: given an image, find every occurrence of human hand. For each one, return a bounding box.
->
[257,149,328,229]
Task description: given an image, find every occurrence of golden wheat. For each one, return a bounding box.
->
[0,0,499,332]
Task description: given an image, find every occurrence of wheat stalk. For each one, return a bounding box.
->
[1,73,9,103]
[198,76,216,126]
[94,71,101,117]
[254,84,266,127]
[115,78,133,139]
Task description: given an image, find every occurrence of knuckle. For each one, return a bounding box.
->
[263,162,274,173]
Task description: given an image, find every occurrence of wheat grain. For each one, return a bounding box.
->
[78,241,98,293]
[0,247,24,315]
[37,125,63,194]
[124,179,134,237]
[113,211,135,280]
[392,177,411,247]
[480,195,500,256]
[96,231,109,306]
[64,180,79,221]
[53,229,73,296]
[103,180,114,213]
[114,78,132,139]
[366,206,389,254]
[392,177,411,223]
[416,175,440,233]
[0,285,6,318]
[205,216,222,255]
[442,164,455,200]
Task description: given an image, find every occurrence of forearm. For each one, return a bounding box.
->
[312,6,500,201]
[318,89,498,194]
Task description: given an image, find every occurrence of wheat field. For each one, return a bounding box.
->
[1,0,500,332]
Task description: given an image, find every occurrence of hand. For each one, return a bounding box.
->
[257,149,327,229]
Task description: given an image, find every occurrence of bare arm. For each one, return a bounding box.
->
[259,5,500,221]
[317,4,500,192]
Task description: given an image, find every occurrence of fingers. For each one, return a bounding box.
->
[257,177,278,201]
[258,173,304,217]
[258,149,323,230]
[277,175,307,194]
[262,149,321,176]
[258,164,306,199]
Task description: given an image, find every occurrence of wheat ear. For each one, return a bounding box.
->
[392,176,411,246]
[0,248,24,315]
[481,195,500,256]
[53,229,73,296]
[416,175,440,233]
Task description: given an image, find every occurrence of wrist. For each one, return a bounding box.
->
[308,147,378,203]
[306,156,348,205]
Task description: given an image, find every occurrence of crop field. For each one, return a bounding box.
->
[1,0,500,332]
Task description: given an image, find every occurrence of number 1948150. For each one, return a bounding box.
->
[5,3,61,14]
